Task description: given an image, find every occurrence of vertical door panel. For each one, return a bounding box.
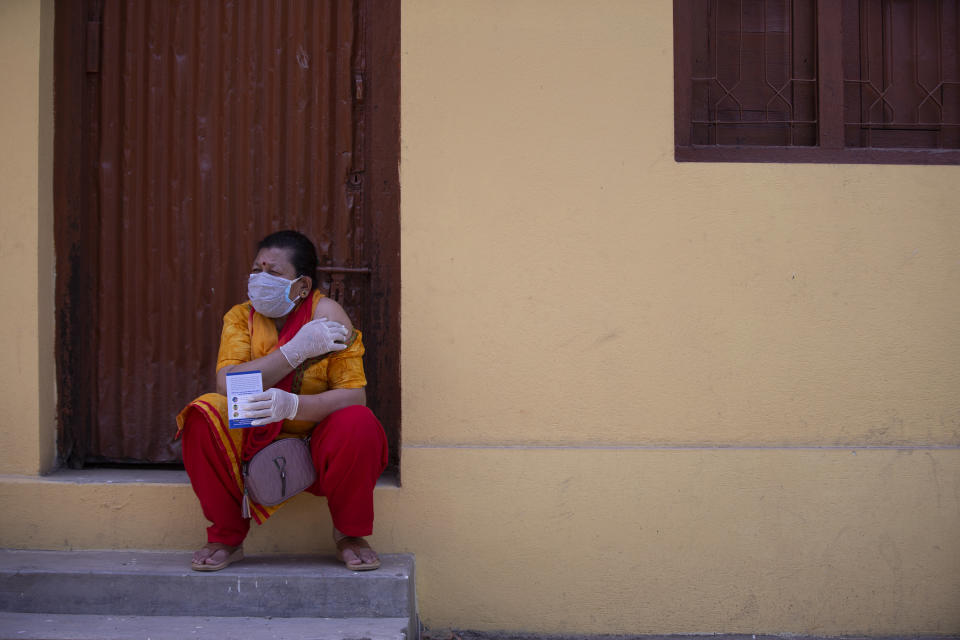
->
[68,0,374,463]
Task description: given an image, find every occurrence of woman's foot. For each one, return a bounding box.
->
[191,542,243,572]
[333,528,381,571]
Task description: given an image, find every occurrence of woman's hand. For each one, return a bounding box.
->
[278,318,349,368]
[239,388,300,426]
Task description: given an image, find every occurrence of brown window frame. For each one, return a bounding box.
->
[674,0,960,164]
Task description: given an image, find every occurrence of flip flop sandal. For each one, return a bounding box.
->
[335,536,382,571]
[191,544,244,572]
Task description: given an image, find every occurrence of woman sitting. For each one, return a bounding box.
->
[177,230,387,572]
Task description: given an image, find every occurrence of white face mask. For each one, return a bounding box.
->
[247,272,301,318]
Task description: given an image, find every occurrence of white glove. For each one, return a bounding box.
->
[239,388,300,426]
[278,317,349,368]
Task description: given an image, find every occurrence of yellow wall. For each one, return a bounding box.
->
[402,0,960,450]
[395,1,960,632]
[2,0,959,635]
[0,0,55,475]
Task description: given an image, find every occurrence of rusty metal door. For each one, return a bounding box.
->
[54,0,400,469]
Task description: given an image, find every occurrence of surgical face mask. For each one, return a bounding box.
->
[247,271,302,318]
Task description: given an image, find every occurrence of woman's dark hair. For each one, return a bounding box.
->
[257,230,319,290]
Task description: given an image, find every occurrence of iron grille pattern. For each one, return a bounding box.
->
[690,0,819,146]
[844,0,960,148]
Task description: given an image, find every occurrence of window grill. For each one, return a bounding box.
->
[675,0,960,162]
[844,0,960,149]
[690,0,818,146]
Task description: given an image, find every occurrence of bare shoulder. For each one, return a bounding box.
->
[312,295,353,330]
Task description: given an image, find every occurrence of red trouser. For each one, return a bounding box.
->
[182,404,388,547]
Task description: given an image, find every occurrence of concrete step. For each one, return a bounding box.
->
[0,550,414,619]
[0,550,418,639]
[0,612,409,640]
